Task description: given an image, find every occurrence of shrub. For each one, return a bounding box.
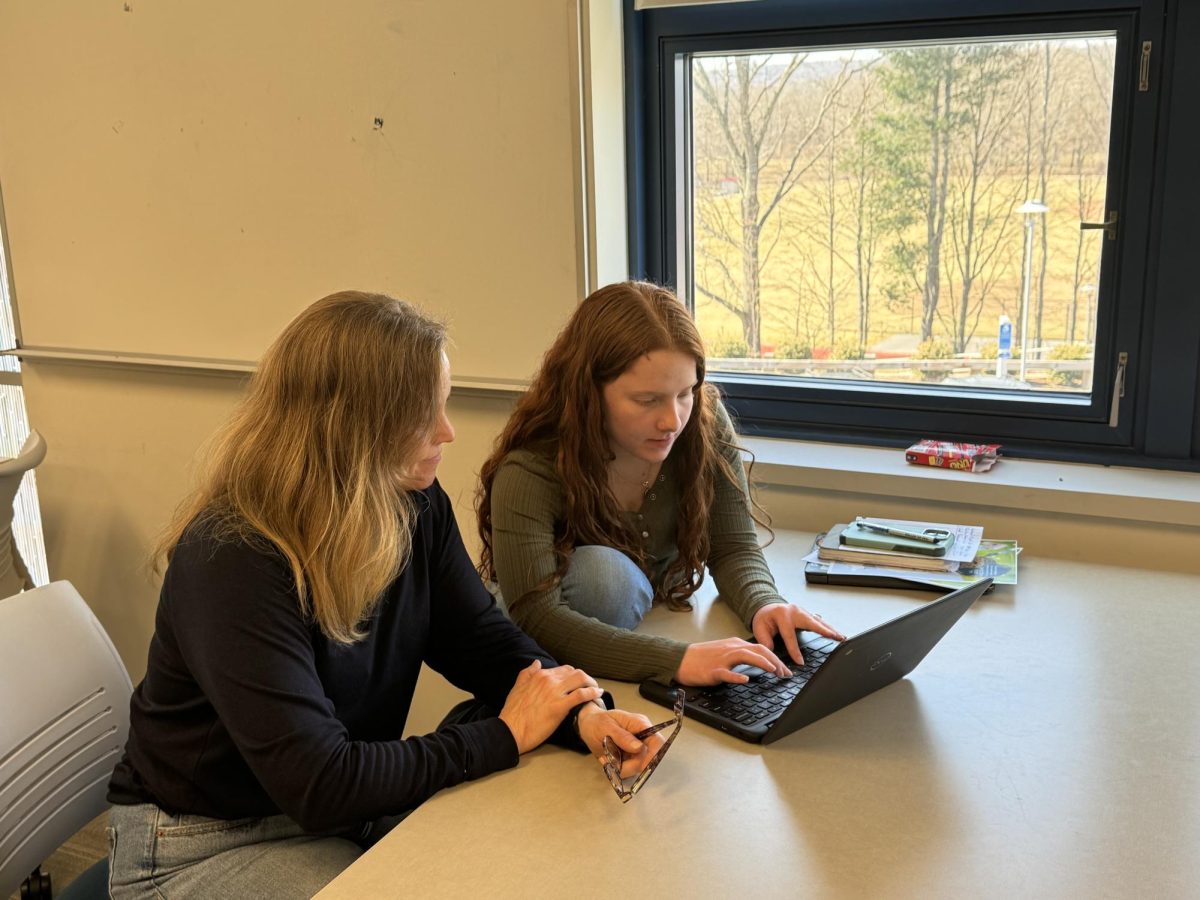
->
[913,338,954,360]
[708,332,749,358]
[978,342,1021,360]
[830,337,865,360]
[775,339,812,360]
[1046,342,1092,387]
[1046,342,1092,360]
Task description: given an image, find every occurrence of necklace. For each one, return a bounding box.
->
[609,459,655,493]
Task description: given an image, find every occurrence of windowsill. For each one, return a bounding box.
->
[743,437,1200,528]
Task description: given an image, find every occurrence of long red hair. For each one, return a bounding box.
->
[476,281,744,612]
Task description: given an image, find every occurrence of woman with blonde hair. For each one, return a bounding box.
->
[106,291,658,898]
[477,281,845,687]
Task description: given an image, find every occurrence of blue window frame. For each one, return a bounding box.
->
[626,0,1200,470]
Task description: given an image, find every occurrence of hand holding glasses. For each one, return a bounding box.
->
[601,689,684,803]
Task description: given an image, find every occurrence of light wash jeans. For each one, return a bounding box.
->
[560,545,654,629]
[440,547,654,730]
[107,803,391,899]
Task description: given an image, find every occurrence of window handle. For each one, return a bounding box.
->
[1081,211,1118,240]
[1109,352,1128,428]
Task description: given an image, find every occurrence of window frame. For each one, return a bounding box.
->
[625,0,1198,468]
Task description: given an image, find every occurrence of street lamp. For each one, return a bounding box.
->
[1080,283,1097,344]
[1016,199,1049,384]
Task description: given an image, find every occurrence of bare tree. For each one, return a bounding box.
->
[779,90,867,352]
[846,129,882,348]
[941,46,1024,353]
[692,53,855,354]
[1067,40,1115,343]
[1067,135,1103,343]
[1032,43,1066,348]
[763,246,826,353]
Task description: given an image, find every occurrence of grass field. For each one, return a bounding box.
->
[692,154,1109,362]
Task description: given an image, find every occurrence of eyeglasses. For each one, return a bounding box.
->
[601,690,684,803]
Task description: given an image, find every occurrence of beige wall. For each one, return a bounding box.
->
[21,365,245,676]
[0,0,591,675]
[0,1,587,383]
[22,361,515,679]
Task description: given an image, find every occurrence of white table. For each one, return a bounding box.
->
[318,534,1200,899]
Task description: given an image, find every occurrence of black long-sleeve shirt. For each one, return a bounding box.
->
[108,481,570,833]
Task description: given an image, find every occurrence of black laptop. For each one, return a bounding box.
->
[639,579,991,744]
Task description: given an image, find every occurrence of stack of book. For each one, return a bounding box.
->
[805,517,1020,592]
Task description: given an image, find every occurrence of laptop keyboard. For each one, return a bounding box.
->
[690,637,839,726]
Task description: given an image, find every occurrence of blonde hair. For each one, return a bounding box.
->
[155,290,448,643]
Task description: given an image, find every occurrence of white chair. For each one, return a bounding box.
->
[0,429,48,597]
[0,581,132,899]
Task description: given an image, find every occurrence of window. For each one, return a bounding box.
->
[626,0,1200,468]
[0,190,49,586]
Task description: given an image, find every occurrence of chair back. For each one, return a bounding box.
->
[0,581,132,896]
[0,430,48,597]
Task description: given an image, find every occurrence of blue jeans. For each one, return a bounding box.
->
[560,545,654,629]
[440,548,650,731]
[107,803,363,899]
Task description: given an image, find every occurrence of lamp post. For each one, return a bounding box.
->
[1016,200,1049,384]
[1081,283,1097,344]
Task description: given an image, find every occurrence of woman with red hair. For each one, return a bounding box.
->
[478,281,844,687]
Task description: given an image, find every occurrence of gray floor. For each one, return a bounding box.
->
[7,812,107,900]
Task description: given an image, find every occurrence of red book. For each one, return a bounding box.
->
[905,440,1000,472]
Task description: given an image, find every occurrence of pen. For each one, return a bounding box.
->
[854,517,948,544]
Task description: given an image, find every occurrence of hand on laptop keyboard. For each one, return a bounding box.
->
[674,636,792,685]
[751,603,847,667]
[772,632,842,660]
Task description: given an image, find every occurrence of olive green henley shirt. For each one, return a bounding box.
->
[490,404,786,683]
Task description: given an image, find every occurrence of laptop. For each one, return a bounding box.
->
[639,579,991,744]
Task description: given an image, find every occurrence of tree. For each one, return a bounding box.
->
[1032,43,1065,349]
[940,45,1024,353]
[845,99,884,349]
[764,251,825,355]
[692,52,855,354]
[868,47,964,342]
[778,86,865,351]
[1066,40,1115,343]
